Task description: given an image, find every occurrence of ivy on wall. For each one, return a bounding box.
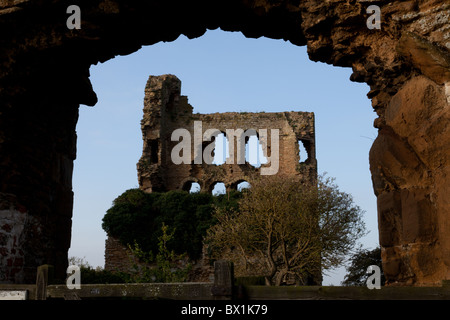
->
[102,189,241,260]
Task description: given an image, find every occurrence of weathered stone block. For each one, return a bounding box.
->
[377,190,402,248]
[400,188,436,244]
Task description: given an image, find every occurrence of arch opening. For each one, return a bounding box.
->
[211,182,226,196]
[189,182,201,193]
[71,30,377,285]
[69,30,379,287]
[0,0,446,287]
[237,181,250,191]
[182,180,201,193]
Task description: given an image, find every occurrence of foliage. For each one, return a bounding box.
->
[68,256,129,284]
[127,223,192,283]
[205,174,366,286]
[77,267,130,284]
[68,224,194,284]
[316,175,367,270]
[102,189,242,260]
[342,247,385,286]
[68,256,93,269]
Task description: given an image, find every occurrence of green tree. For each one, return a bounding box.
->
[102,189,242,261]
[342,247,385,286]
[205,174,366,286]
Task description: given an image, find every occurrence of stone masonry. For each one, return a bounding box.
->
[137,74,317,194]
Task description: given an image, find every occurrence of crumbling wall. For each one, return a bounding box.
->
[137,74,317,194]
[104,236,137,274]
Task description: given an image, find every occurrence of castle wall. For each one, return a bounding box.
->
[137,74,317,194]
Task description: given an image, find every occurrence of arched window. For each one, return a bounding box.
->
[211,182,226,195]
[237,181,250,191]
[189,182,201,193]
[182,180,201,193]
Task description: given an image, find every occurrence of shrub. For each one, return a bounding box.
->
[102,189,242,260]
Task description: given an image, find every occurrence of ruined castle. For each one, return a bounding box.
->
[137,74,317,193]
[104,74,318,280]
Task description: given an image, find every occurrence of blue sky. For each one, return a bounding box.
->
[69,29,379,285]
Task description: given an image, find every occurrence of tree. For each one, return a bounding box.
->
[205,174,366,286]
[342,247,385,286]
[102,189,241,260]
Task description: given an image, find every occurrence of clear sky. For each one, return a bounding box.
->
[69,29,379,285]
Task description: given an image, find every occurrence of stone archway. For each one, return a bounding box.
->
[181,178,202,193]
[0,0,448,285]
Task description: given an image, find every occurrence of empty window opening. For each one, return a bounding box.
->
[211,182,226,195]
[212,133,229,165]
[189,182,201,193]
[237,181,250,191]
[211,133,269,167]
[182,180,201,193]
[246,135,268,168]
[298,140,310,164]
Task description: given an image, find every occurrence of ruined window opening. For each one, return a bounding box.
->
[212,133,228,165]
[182,180,201,193]
[298,139,310,164]
[149,139,159,164]
[211,182,226,195]
[189,182,201,193]
[237,181,250,191]
[246,135,268,168]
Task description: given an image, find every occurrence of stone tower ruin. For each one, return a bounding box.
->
[137,74,317,193]
[104,74,319,282]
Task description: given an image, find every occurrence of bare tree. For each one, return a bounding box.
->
[205,174,366,286]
